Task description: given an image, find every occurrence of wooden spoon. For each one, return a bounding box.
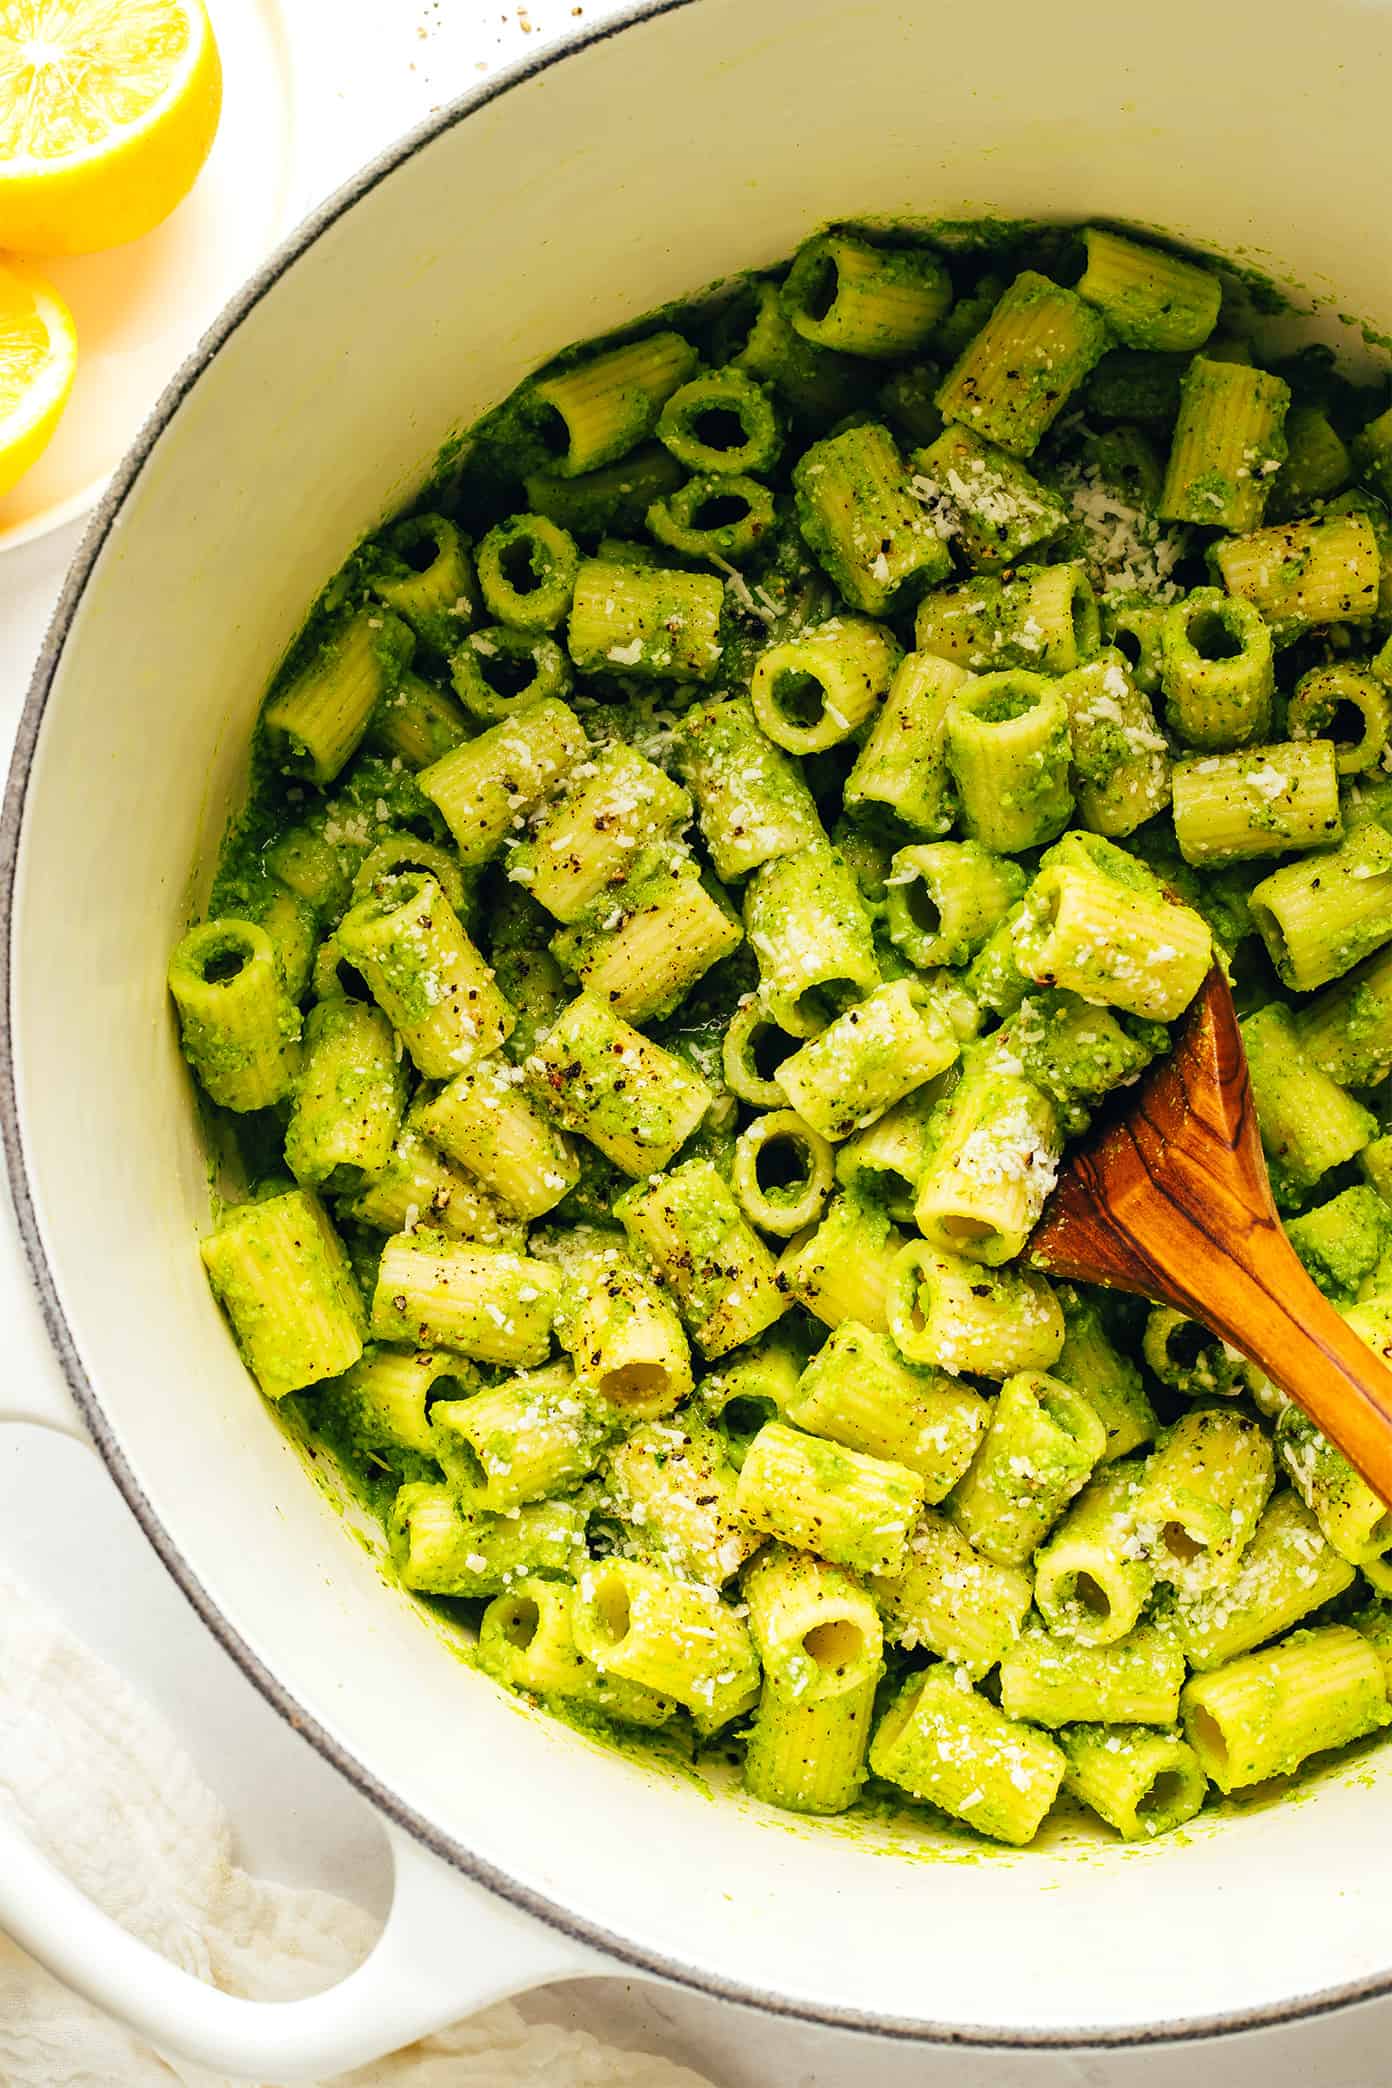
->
[1029,966,1392,1505]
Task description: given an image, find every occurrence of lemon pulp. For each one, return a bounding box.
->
[0,256,77,498]
[0,0,222,254]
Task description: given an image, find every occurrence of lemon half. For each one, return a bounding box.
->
[0,0,223,256]
[0,256,76,496]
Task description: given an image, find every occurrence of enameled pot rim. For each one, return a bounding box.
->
[1,0,1387,2048]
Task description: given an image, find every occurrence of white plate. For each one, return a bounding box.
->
[0,0,296,554]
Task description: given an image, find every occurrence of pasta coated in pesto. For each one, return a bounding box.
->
[174,214,1392,1849]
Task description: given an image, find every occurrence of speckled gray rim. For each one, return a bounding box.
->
[1,2,1389,2050]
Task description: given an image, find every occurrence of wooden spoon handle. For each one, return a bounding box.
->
[1031,968,1392,1506]
[1112,1205,1392,1508]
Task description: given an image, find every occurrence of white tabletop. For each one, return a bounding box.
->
[3,5,1391,2081]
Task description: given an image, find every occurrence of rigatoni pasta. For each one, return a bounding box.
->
[201,1189,366,1398]
[870,1668,1066,1846]
[169,919,302,1113]
[1060,1726,1208,1841]
[843,650,967,836]
[742,840,880,1035]
[512,740,691,921]
[779,1190,905,1334]
[776,979,959,1142]
[602,1413,760,1586]
[526,331,698,476]
[391,1487,584,1597]
[617,1159,790,1357]
[909,425,1068,569]
[674,695,824,881]
[370,1232,561,1366]
[1215,510,1381,640]
[875,1510,1032,1676]
[741,1544,883,1815]
[735,1419,925,1576]
[573,1558,760,1731]
[263,608,414,786]
[476,1578,676,1730]
[551,846,743,1023]
[368,514,475,654]
[936,269,1109,457]
[1032,1459,1154,1647]
[176,213,1392,1850]
[335,871,514,1078]
[1180,1626,1389,1792]
[419,697,586,864]
[998,1618,1186,1729]
[913,1039,1062,1266]
[793,420,952,615]
[782,231,951,360]
[420,1056,579,1219]
[750,615,900,754]
[1171,740,1341,865]
[947,1368,1106,1567]
[1158,357,1289,532]
[1172,1490,1356,1671]
[432,1362,611,1511]
[731,1109,835,1237]
[886,1242,1065,1379]
[788,1320,988,1499]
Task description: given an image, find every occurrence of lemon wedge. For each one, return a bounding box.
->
[0,256,76,497]
[0,0,222,255]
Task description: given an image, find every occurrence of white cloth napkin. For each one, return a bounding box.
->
[0,1565,717,2088]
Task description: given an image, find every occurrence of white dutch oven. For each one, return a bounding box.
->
[3,0,1392,2075]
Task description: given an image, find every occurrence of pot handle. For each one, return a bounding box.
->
[0,1198,614,2075]
[0,1181,89,1440]
[0,1805,610,2081]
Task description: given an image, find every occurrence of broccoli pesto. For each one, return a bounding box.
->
[171,216,1392,1847]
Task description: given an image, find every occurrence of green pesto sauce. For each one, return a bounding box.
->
[275,1363,1392,1864]
[188,212,1392,1864]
